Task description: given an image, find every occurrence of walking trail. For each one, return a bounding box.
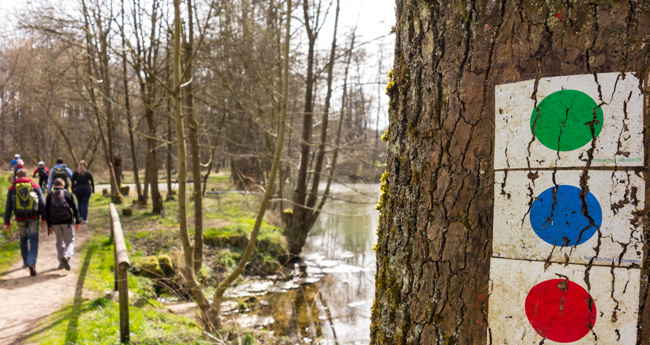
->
[0,225,92,345]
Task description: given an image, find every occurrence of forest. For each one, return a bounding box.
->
[0,0,390,343]
[5,1,649,345]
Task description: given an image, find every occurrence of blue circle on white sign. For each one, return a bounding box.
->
[529,185,602,246]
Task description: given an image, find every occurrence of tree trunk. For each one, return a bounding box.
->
[121,1,143,203]
[184,0,204,271]
[305,0,339,212]
[371,1,650,344]
[172,0,214,329]
[291,0,318,238]
[143,75,163,214]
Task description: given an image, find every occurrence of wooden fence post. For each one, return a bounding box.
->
[109,203,130,343]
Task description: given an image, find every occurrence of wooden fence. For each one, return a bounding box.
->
[109,203,130,343]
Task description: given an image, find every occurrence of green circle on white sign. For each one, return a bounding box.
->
[530,89,603,151]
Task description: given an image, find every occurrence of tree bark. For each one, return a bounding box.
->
[172,0,214,329]
[184,0,204,271]
[371,1,650,344]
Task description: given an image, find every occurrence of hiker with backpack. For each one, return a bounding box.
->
[8,154,24,182]
[3,169,46,276]
[45,178,81,271]
[33,161,50,192]
[71,160,94,223]
[48,158,73,192]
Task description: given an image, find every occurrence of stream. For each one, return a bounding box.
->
[225,183,379,344]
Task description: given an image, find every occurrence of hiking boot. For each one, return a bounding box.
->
[62,257,70,271]
[28,265,36,276]
[58,263,65,269]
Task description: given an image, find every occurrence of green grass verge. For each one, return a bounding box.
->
[0,173,23,271]
[28,230,206,344]
[29,296,206,345]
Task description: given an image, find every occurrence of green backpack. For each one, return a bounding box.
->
[14,182,38,218]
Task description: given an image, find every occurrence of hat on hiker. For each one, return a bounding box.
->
[38,161,44,166]
[56,158,64,164]
[14,154,19,158]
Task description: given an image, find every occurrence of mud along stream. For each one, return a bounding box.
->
[222,183,379,344]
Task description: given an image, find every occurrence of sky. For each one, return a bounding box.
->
[0,0,396,129]
[317,0,396,131]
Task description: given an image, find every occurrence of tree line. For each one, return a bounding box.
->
[0,0,389,330]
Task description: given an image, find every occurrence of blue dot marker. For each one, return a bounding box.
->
[529,185,602,246]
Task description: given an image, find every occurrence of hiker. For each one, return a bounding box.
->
[46,178,81,271]
[48,158,73,192]
[8,154,24,182]
[71,160,94,223]
[32,161,50,192]
[4,169,46,276]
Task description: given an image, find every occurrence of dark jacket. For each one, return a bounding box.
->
[33,166,49,179]
[4,177,46,225]
[45,188,81,228]
[71,170,95,193]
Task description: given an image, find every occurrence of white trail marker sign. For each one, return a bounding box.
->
[488,73,644,344]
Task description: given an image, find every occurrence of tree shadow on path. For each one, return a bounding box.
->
[9,245,95,345]
[64,244,95,344]
[0,269,68,289]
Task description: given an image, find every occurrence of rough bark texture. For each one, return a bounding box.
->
[371,1,650,344]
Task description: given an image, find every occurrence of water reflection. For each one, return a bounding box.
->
[247,184,379,344]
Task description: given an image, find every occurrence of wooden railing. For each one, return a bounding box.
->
[109,203,130,344]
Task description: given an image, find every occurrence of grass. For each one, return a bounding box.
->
[0,173,24,271]
[27,196,207,344]
[29,296,206,345]
[25,170,291,344]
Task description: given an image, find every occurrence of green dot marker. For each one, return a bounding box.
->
[530,89,603,151]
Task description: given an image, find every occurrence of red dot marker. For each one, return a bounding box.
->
[525,279,597,343]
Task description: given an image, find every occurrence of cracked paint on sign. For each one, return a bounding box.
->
[493,170,644,267]
[494,73,643,169]
[488,258,640,344]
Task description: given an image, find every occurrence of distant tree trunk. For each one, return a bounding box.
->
[166,31,175,199]
[285,2,350,257]
[202,112,226,196]
[291,0,318,242]
[184,0,204,271]
[305,0,340,216]
[167,106,174,197]
[371,1,650,344]
[121,28,144,202]
[94,8,120,199]
[80,0,119,198]
[144,88,164,214]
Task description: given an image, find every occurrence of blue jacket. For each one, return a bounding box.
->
[48,164,73,192]
[8,158,21,170]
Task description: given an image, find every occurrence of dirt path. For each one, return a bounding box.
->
[0,225,92,345]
